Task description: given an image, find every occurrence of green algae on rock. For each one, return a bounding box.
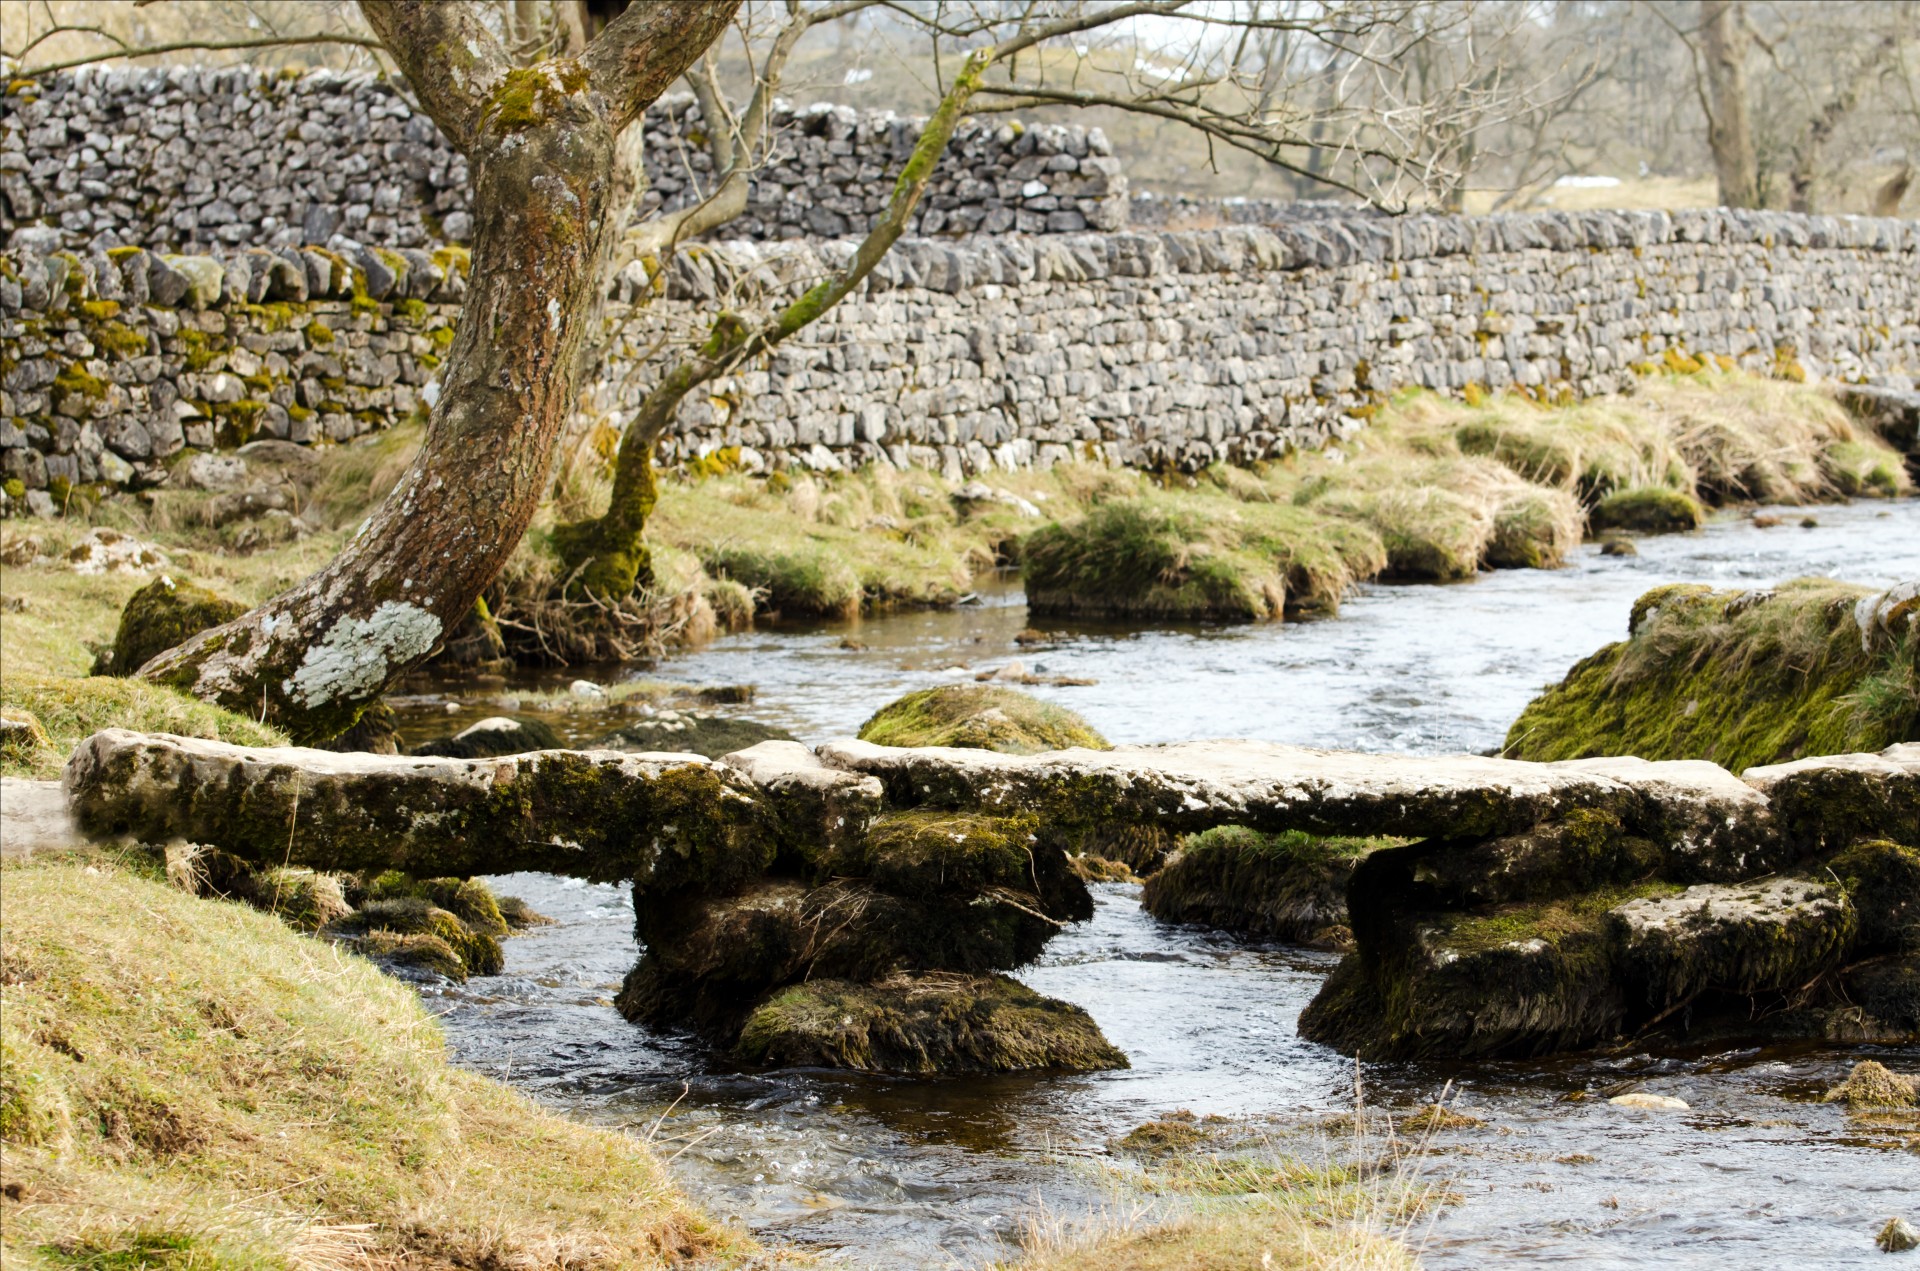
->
[1505,579,1920,772]
[732,974,1128,1075]
[91,575,248,677]
[1141,826,1400,949]
[1822,1060,1917,1109]
[857,684,1108,754]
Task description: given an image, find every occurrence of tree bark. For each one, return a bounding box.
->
[1787,36,1895,214]
[553,50,994,599]
[138,0,737,743]
[1699,0,1760,208]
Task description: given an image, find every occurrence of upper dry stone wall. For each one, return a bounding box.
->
[3,206,1913,503]
[0,68,1127,254]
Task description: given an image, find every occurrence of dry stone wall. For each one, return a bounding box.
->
[4,206,1914,503]
[0,68,1126,255]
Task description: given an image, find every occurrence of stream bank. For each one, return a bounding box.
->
[410,498,1920,1268]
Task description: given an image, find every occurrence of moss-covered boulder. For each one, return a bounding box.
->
[732,974,1128,1075]
[314,699,401,754]
[1822,1060,1917,1108]
[857,685,1108,754]
[1141,827,1397,949]
[602,712,796,759]
[327,897,504,980]
[1505,579,1919,772]
[91,575,247,676]
[1587,485,1705,534]
[365,871,511,937]
[411,715,563,759]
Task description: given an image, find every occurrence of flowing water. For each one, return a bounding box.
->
[413,501,1920,1268]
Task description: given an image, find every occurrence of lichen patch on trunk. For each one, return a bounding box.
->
[285,602,444,709]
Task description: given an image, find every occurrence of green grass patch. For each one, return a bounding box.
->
[1,672,285,779]
[0,857,743,1267]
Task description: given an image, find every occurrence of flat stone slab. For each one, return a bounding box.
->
[1613,877,1853,1004]
[818,738,1769,843]
[1,777,80,860]
[64,729,764,883]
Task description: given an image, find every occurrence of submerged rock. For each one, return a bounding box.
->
[1142,826,1394,948]
[412,715,563,759]
[857,684,1107,754]
[1880,1217,1920,1254]
[1608,1092,1689,1111]
[91,574,246,676]
[602,711,795,759]
[732,974,1127,1075]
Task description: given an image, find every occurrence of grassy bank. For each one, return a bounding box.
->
[1505,577,1919,770]
[0,852,751,1269]
[2,370,1906,748]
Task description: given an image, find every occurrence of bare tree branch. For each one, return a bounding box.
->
[359,0,511,152]
[583,0,741,134]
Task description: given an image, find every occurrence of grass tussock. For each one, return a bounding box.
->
[0,672,285,780]
[0,854,746,1270]
[1005,1092,1462,1271]
[1505,577,1919,770]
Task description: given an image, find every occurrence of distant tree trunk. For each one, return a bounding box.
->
[1699,0,1760,208]
[1788,36,1895,214]
[138,0,737,743]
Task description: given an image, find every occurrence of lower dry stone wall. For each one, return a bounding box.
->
[2,207,1915,501]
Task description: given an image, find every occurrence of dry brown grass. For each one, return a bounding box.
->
[0,853,761,1270]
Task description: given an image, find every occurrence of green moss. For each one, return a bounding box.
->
[177,329,220,372]
[105,245,146,262]
[428,325,455,350]
[1142,826,1401,948]
[3,477,25,501]
[486,60,588,130]
[90,321,149,357]
[1506,578,1915,770]
[327,898,503,979]
[1589,485,1705,534]
[78,299,121,320]
[394,297,429,324]
[853,809,1043,898]
[858,684,1109,754]
[52,365,108,402]
[732,973,1128,1074]
[304,322,334,348]
[431,246,470,279]
[92,575,249,683]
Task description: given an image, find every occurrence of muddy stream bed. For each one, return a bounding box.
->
[401,501,1920,1268]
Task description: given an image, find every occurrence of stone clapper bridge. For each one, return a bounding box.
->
[62,729,1920,1072]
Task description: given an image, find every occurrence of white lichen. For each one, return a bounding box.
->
[284,601,444,709]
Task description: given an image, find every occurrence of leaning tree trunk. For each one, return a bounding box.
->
[138,0,737,743]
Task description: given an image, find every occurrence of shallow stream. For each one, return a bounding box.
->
[417,501,1920,1268]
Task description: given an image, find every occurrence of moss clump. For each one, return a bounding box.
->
[304,321,334,347]
[485,60,590,131]
[366,872,510,938]
[1822,1060,1917,1108]
[53,365,108,402]
[91,575,247,677]
[1114,1111,1208,1155]
[1142,826,1401,949]
[858,684,1109,754]
[732,974,1128,1075]
[1506,578,1918,770]
[327,897,504,980]
[1487,490,1579,568]
[701,542,860,618]
[91,321,149,356]
[853,809,1043,898]
[1589,484,1705,533]
[222,865,354,933]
